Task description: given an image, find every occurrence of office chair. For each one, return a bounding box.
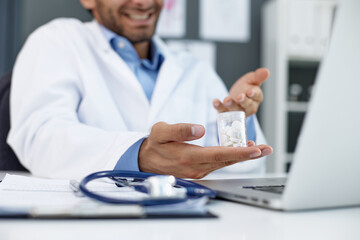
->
[0,72,28,171]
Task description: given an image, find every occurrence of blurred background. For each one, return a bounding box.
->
[0,0,338,173]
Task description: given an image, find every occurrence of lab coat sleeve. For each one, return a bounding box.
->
[203,64,267,174]
[7,26,147,179]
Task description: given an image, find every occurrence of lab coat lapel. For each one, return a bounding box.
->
[103,50,150,109]
[86,21,150,130]
[87,21,149,108]
[148,54,184,126]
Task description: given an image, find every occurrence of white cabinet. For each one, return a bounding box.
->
[261,0,337,173]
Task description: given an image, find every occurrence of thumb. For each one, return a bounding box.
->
[242,68,270,85]
[254,67,270,84]
[151,122,205,144]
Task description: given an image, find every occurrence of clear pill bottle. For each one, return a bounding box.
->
[217,111,247,147]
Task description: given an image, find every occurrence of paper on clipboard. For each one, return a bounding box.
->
[156,0,186,38]
[0,174,146,218]
[199,0,251,42]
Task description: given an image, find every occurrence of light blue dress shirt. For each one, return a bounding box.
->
[99,24,256,172]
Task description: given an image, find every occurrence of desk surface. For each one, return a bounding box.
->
[1,172,359,240]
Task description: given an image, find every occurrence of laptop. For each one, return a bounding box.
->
[196,0,360,211]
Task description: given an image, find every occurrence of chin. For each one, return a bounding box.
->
[130,37,152,44]
[126,31,155,43]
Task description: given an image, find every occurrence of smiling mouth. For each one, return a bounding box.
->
[128,13,152,20]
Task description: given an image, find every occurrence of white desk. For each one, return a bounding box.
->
[0,172,359,240]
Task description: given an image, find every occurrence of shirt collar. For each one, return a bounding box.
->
[98,22,164,70]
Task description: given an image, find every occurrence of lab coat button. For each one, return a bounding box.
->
[118,41,125,48]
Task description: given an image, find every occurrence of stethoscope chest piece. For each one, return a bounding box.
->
[146,175,186,199]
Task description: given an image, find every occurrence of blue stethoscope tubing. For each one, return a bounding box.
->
[79,170,217,206]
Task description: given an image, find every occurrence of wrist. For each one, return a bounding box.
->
[138,137,150,172]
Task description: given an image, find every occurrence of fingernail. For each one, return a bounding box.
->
[250,150,261,158]
[237,94,245,103]
[191,125,204,137]
[214,101,220,107]
[248,90,255,98]
[262,148,272,156]
[224,101,232,107]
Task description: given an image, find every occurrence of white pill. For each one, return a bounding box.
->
[221,134,229,143]
[225,128,233,137]
[232,130,241,139]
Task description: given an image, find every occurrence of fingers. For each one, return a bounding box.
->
[151,122,205,144]
[201,143,273,174]
[232,85,263,105]
[256,144,273,157]
[213,97,247,113]
[181,145,265,179]
[223,97,244,111]
[235,93,253,108]
[247,140,255,147]
[213,94,261,116]
[193,146,263,164]
[244,87,263,103]
[213,99,230,113]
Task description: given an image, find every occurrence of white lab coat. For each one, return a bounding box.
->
[8,18,266,179]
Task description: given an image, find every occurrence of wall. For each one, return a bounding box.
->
[0,0,91,77]
[20,0,92,42]
[0,0,22,76]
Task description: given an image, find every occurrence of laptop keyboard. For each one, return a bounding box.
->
[243,185,285,194]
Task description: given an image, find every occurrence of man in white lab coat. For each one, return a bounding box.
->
[7,0,273,179]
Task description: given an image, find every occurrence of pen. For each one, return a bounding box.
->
[69,179,84,197]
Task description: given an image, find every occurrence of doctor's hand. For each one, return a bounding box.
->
[138,122,273,179]
[213,68,270,117]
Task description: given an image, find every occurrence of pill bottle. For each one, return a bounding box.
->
[217,111,247,147]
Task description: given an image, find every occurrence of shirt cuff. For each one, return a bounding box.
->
[246,115,257,143]
[114,138,146,171]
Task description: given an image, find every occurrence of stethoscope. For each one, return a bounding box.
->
[79,170,217,206]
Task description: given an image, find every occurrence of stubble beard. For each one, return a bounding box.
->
[97,3,160,44]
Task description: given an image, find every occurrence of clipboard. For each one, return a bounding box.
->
[0,205,217,219]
